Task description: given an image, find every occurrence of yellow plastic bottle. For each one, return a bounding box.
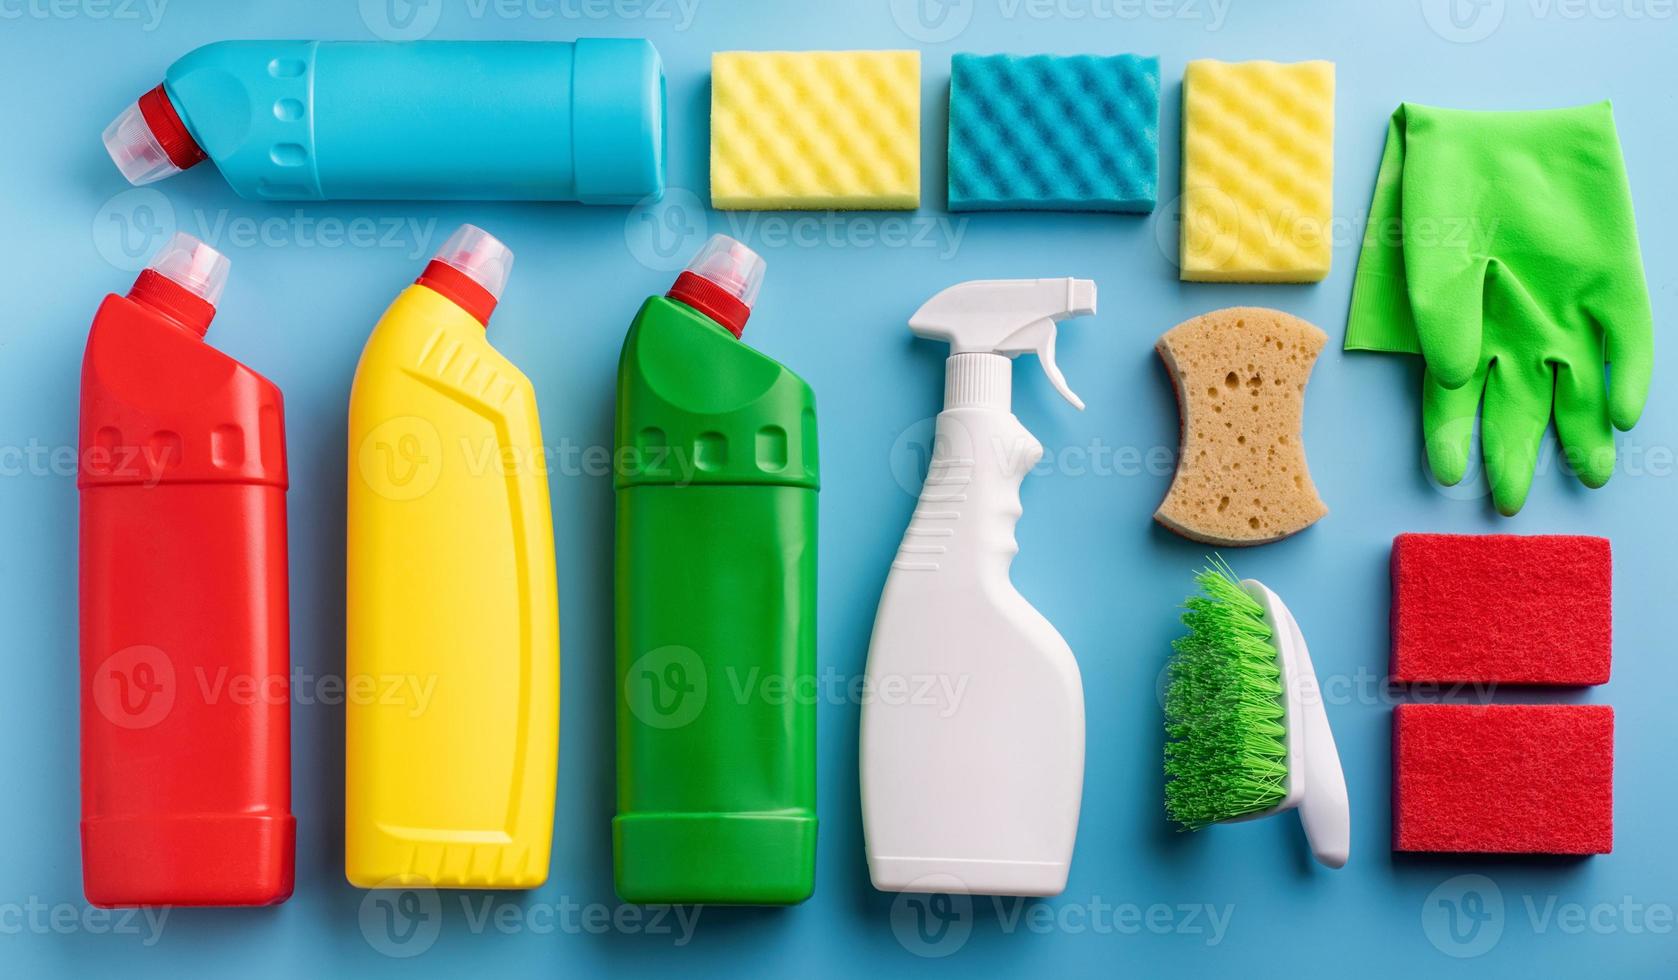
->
[345,225,559,889]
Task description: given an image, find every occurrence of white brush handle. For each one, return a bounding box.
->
[1282,601,1350,869]
[1245,580,1350,869]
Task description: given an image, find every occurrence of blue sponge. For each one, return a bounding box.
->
[948,53,1159,213]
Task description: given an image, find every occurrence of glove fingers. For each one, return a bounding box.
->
[1583,108,1654,431]
[1481,357,1555,516]
[1421,365,1486,488]
[1553,358,1616,489]
[1594,298,1655,431]
[1406,262,1486,390]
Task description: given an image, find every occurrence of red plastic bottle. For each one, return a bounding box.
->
[78,234,294,907]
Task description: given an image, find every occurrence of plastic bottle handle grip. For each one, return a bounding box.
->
[902,412,1040,580]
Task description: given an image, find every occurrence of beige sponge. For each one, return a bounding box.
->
[1155,307,1327,546]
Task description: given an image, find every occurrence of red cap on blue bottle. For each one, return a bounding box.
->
[103,85,207,186]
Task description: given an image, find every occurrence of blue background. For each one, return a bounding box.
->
[2,0,1674,975]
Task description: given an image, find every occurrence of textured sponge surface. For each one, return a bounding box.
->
[711,50,920,211]
[1154,307,1329,546]
[1180,60,1335,282]
[1393,704,1613,854]
[948,53,1159,213]
[1391,533,1612,685]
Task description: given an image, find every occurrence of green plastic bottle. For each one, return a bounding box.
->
[613,235,819,905]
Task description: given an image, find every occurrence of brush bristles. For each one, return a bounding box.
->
[1164,560,1288,830]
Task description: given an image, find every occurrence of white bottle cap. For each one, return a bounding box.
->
[102,99,183,186]
[433,224,514,301]
[685,234,765,309]
[147,232,230,307]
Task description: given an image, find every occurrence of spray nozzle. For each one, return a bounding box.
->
[909,278,1097,410]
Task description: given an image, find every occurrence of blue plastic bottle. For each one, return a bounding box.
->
[103,39,665,203]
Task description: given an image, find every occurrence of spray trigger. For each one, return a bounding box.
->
[999,318,1084,410]
[908,277,1096,412]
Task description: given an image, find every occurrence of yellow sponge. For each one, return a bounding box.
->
[1180,60,1335,283]
[711,51,921,211]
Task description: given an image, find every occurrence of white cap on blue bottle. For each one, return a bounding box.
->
[103,100,182,186]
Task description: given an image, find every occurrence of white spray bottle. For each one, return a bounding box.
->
[860,278,1096,897]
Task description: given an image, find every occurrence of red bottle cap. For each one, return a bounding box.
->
[665,235,764,338]
[416,224,514,327]
[103,85,206,185]
[127,233,229,337]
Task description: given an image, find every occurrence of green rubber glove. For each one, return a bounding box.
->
[1346,102,1654,516]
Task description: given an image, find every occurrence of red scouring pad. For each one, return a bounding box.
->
[1393,704,1613,854]
[1390,534,1611,685]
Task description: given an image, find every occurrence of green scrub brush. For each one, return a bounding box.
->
[1164,560,1350,868]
